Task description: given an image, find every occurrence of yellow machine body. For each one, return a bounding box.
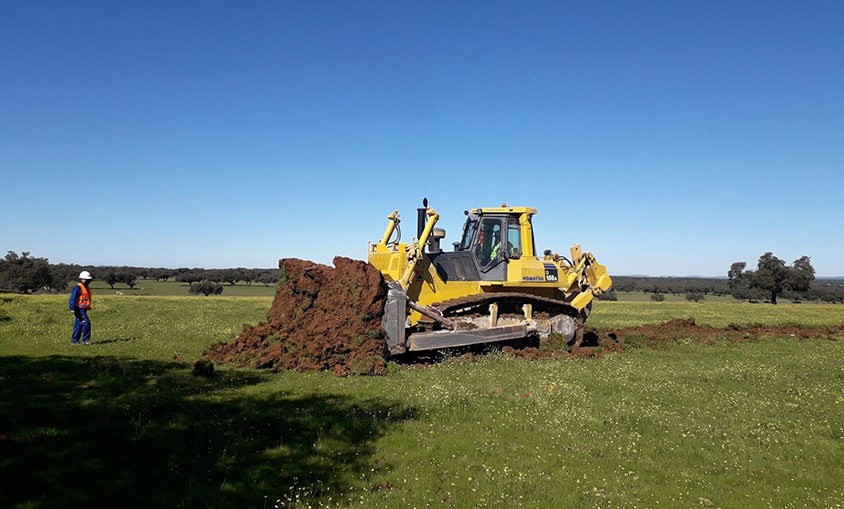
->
[368,205,612,327]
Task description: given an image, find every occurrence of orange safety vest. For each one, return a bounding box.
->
[77,283,92,310]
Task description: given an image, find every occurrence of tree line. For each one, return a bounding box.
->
[0,251,280,294]
[601,275,843,303]
[2,250,842,303]
[603,253,842,303]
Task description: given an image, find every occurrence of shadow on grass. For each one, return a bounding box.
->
[92,337,135,345]
[0,355,417,508]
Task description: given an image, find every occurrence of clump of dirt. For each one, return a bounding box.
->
[192,359,215,378]
[203,257,389,376]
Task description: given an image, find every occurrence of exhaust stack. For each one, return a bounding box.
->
[416,197,428,240]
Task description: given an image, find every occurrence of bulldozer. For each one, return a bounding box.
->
[368,199,612,356]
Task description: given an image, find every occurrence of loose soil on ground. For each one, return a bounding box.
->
[203,260,844,376]
[498,317,844,361]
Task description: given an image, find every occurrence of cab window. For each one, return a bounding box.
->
[507,219,522,258]
[474,218,502,266]
[460,220,477,250]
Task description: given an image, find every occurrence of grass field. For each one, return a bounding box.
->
[1,295,843,509]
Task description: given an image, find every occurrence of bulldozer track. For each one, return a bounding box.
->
[428,292,586,347]
[431,292,579,317]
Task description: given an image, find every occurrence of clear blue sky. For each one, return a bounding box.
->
[1,1,842,276]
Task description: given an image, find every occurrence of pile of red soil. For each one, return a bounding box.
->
[203,257,389,376]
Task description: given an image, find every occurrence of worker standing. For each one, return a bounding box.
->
[69,271,93,345]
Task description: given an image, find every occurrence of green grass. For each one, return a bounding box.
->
[0,295,272,360]
[1,294,843,509]
[589,300,844,329]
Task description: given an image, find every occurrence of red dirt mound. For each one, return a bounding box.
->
[203,257,389,376]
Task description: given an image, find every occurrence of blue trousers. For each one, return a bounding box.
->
[72,309,91,343]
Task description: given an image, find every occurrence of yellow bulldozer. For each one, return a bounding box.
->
[368,199,612,356]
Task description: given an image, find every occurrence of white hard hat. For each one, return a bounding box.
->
[79,271,93,280]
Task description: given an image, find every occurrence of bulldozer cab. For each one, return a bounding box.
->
[453,207,537,281]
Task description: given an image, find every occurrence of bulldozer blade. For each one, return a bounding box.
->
[407,324,530,352]
[383,282,407,355]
